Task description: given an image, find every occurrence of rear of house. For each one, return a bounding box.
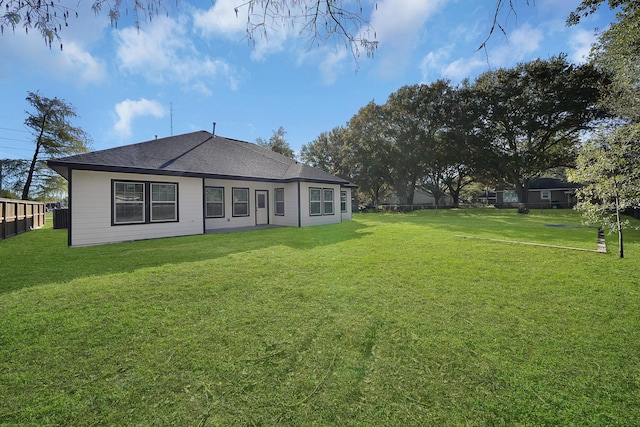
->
[48,131,355,247]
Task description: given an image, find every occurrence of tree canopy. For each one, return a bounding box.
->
[256,126,295,159]
[21,91,91,200]
[301,57,608,209]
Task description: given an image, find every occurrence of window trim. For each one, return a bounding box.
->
[113,181,145,225]
[232,187,250,217]
[541,190,551,200]
[150,182,178,222]
[112,180,179,226]
[309,187,335,216]
[205,186,225,218]
[309,187,322,216]
[323,188,334,215]
[340,190,347,213]
[275,188,285,216]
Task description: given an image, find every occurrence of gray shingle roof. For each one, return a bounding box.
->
[48,131,355,186]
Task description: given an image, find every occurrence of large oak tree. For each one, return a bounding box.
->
[471,55,607,209]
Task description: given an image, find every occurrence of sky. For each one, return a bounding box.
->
[0,0,617,160]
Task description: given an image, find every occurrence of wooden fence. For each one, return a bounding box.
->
[0,198,46,241]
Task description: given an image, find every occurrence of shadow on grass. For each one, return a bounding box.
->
[0,220,370,294]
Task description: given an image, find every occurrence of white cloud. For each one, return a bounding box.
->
[319,48,348,85]
[192,0,293,61]
[114,98,166,137]
[569,28,596,64]
[192,0,246,37]
[114,15,240,94]
[0,28,107,86]
[369,0,446,76]
[490,23,543,66]
[420,22,543,83]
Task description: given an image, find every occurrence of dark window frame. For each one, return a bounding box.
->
[309,187,322,216]
[340,190,347,213]
[309,187,335,216]
[232,187,250,217]
[112,180,179,226]
[275,188,285,216]
[205,186,225,218]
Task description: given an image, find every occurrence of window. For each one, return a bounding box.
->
[113,180,178,225]
[309,187,335,216]
[233,188,249,217]
[323,189,334,215]
[151,183,177,221]
[205,187,224,218]
[114,182,145,224]
[340,191,347,213]
[257,193,266,209]
[275,188,285,216]
[541,190,551,200]
[309,188,322,216]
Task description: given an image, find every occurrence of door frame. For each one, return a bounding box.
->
[255,189,269,225]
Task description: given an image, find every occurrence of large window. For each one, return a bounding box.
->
[151,183,177,222]
[323,189,334,215]
[113,180,178,225]
[114,182,145,224]
[233,188,249,217]
[341,191,347,213]
[309,187,334,216]
[309,188,322,216]
[205,187,224,218]
[275,188,285,216]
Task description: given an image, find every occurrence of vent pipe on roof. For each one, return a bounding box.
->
[212,122,216,136]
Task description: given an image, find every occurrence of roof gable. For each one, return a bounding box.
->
[48,131,354,186]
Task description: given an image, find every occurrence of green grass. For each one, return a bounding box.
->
[1,209,639,425]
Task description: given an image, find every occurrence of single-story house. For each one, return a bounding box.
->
[47,131,356,247]
[495,178,581,209]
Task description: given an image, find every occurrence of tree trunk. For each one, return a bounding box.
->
[22,113,48,200]
[22,143,40,200]
[516,179,530,214]
[615,194,624,258]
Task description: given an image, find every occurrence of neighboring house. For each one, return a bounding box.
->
[47,131,356,247]
[495,178,581,208]
[381,187,454,207]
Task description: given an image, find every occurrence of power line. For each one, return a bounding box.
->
[0,137,31,143]
[0,145,33,152]
[0,127,30,134]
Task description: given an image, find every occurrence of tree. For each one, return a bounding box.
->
[22,91,91,200]
[6,0,573,59]
[1,0,378,57]
[300,127,349,178]
[471,56,607,211]
[256,126,295,159]
[583,2,640,122]
[570,125,640,258]
[342,101,392,207]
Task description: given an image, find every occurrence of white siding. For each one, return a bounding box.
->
[272,183,300,227]
[341,188,353,221]
[70,170,202,247]
[299,182,343,227]
[203,179,302,230]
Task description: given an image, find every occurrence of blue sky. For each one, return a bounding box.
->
[0,0,616,160]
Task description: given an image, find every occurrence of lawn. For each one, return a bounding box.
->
[1,209,639,425]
